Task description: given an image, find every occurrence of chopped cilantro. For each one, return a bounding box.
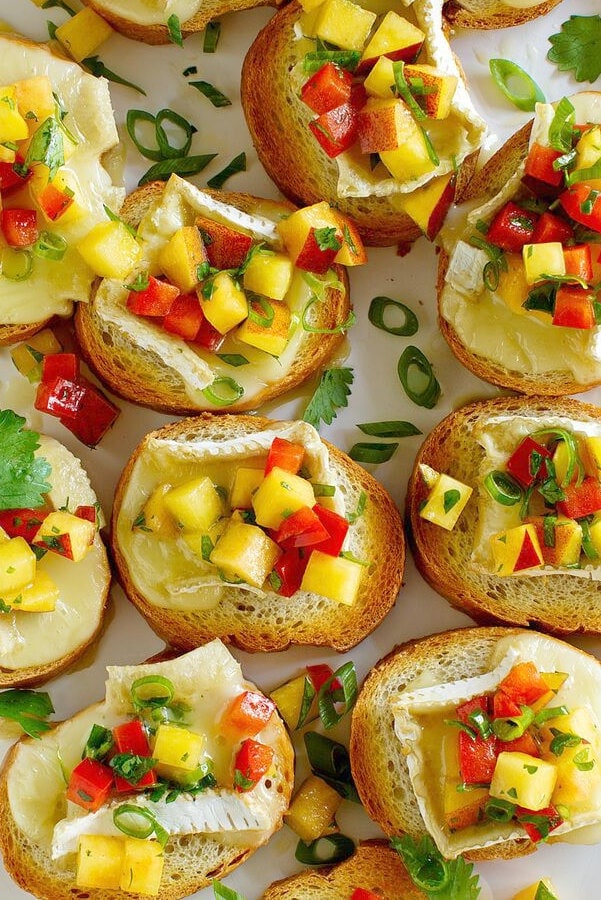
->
[303,367,354,431]
[0,411,51,510]
[547,15,601,83]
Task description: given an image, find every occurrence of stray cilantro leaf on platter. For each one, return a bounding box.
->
[0,410,52,510]
[303,367,354,430]
[547,15,601,83]
[391,834,480,899]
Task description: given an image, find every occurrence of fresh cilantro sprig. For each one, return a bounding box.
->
[391,834,480,899]
[547,15,601,83]
[303,367,354,430]
[0,411,51,510]
[0,689,55,739]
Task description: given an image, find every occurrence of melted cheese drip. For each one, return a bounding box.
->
[90,0,202,26]
[0,36,124,324]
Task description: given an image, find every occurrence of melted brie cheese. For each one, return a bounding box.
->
[393,633,601,858]
[91,0,202,26]
[0,36,124,324]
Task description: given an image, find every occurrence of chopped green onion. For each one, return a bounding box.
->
[248,296,275,328]
[484,470,522,506]
[485,796,516,822]
[581,519,599,560]
[154,108,196,159]
[203,21,221,53]
[206,152,246,189]
[216,353,249,367]
[103,205,137,239]
[357,420,421,438]
[82,57,146,95]
[131,674,175,710]
[296,675,316,730]
[167,13,184,46]
[368,296,418,335]
[32,231,67,261]
[202,376,244,407]
[295,833,355,866]
[126,109,164,161]
[489,59,545,112]
[113,804,168,846]
[125,272,150,292]
[304,732,359,802]
[397,346,440,408]
[83,724,113,760]
[183,66,197,77]
[1,248,33,282]
[421,127,439,166]
[568,159,601,186]
[312,483,336,497]
[303,50,360,74]
[533,705,568,726]
[139,154,217,186]
[189,81,231,108]
[492,705,535,740]
[42,0,75,12]
[317,661,357,729]
[392,61,425,120]
[348,442,398,464]
[548,96,576,152]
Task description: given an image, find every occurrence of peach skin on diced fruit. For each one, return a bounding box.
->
[357,98,409,154]
[32,511,95,562]
[525,515,582,567]
[278,202,343,273]
[358,11,424,73]
[159,226,207,294]
[237,298,291,356]
[195,215,252,270]
[392,172,455,241]
[404,65,458,119]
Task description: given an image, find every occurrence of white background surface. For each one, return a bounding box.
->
[0,0,600,897]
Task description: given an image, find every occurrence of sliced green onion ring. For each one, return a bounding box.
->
[216,353,249,367]
[202,376,244,407]
[154,108,195,159]
[301,297,356,334]
[397,346,440,408]
[492,705,535,741]
[485,797,516,823]
[131,674,175,709]
[548,96,576,153]
[484,470,523,506]
[489,59,545,112]
[357,420,421,438]
[317,661,357,729]
[32,231,67,261]
[368,296,418,335]
[533,704,568,726]
[113,804,168,846]
[295,833,355,866]
[248,296,275,328]
[1,248,33,282]
[126,109,163,161]
[349,442,398,464]
[304,732,359,802]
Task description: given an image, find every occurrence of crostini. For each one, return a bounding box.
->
[350,626,601,861]
[0,33,124,345]
[443,0,562,29]
[241,0,486,246]
[406,395,601,633]
[0,639,294,899]
[438,92,601,395]
[0,409,110,687]
[75,175,362,415]
[111,414,405,652]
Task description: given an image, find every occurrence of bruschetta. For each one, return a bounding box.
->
[443,0,563,29]
[0,409,110,687]
[0,639,294,899]
[406,395,601,633]
[0,33,124,346]
[75,175,362,415]
[438,91,601,395]
[241,0,486,246]
[111,414,405,652]
[350,627,601,862]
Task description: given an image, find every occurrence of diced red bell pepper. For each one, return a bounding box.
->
[265,437,305,476]
[35,375,86,420]
[0,157,31,195]
[233,738,274,792]
[311,505,349,557]
[75,505,98,526]
[486,202,538,253]
[66,757,114,811]
[458,729,498,784]
[497,662,550,707]
[351,890,381,900]
[1,207,38,248]
[515,805,563,843]
[492,690,522,720]
[308,84,365,159]
[559,183,601,235]
[0,508,48,542]
[506,436,551,487]
[552,285,595,329]
[301,62,353,115]
[193,314,225,352]
[502,731,540,756]
[37,182,74,221]
[59,376,119,448]
[127,275,180,317]
[557,475,601,518]
[275,506,330,549]
[112,719,157,792]
[523,143,564,188]
[41,352,79,384]
[456,695,491,724]
[306,663,340,692]
[222,690,275,737]
[271,547,308,597]
[162,293,204,341]
[563,243,593,282]
[531,211,573,244]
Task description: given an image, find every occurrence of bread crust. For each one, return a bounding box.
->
[262,839,425,898]
[241,2,481,247]
[111,413,405,652]
[75,182,351,416]
[443,0,562,29]
[406,395,601,633]
[349,626,537,861]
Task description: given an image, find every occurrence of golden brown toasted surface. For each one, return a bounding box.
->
[263,839,426,898]
[111,413,405,653]
[406,396,601,632]
[444,0,562,28]
[0,319,55,349]
[75,182,351,416]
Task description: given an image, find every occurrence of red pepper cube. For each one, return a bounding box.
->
[193,314,225,352]
[275,506,330,549]
[233,738,274,792]
[552,285,595,329]
[523,143,564,188]
[222,690,275,738]
[75,504,97,526]
[1,207,39,248]
[311,505,349,556]
[59,377,119,447]
[300,62,353,115]
[492,689,522,720]
[37,182,74,221]
[306,663,341,692]
[265,437,305,476]
[112,720,157,792]
[515,805,563,843]
[458,730,498,784]
[531,211,573,245]
[496,662,550,707]
[486,202,538,253]
[41,352,79,384]
[0,158,31,195]
[127,275,180,317]
[557,475,601,519]
[0,507,48,542]
[162,292,204,341]
[456,694,491,725]
[271,547,308,597]
[560,183,601,234]
[66,757,114,811]
[35,376,86,420]
[309,99,361,158]
[563,243,593,282]
[506,436,551,488]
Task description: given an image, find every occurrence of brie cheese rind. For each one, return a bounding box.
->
[439,93,601,383]
[471,413,601,578]
[115,421,344,610]
[6,641,288,857]
[0,36,124,325]
[393,632,601,859]
[0,435,109,670]
[93,175,316,406]
[86,0,202,26]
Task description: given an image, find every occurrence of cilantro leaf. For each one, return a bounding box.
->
[0,689,54,739]
[0,411,52,510]
[391,834,480,899]
[547,15,601,83]
[303,367,354,430]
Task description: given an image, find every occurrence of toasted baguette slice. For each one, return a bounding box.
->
[443,0,562,29]
[241,1,484,247]
[81,0,281,44]
[406,395,601,633]
[0,34,124,346]
[111,414,405,652]
[0,428,110,687]
[75,179,353,416]
[350,626,601,860]
[263,839,424,898]
[0,640,294,899]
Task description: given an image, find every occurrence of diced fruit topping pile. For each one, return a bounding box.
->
[134,436,366,605]
[441,661,599,841]
[72,676,276,895]
[469,98,601,330]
